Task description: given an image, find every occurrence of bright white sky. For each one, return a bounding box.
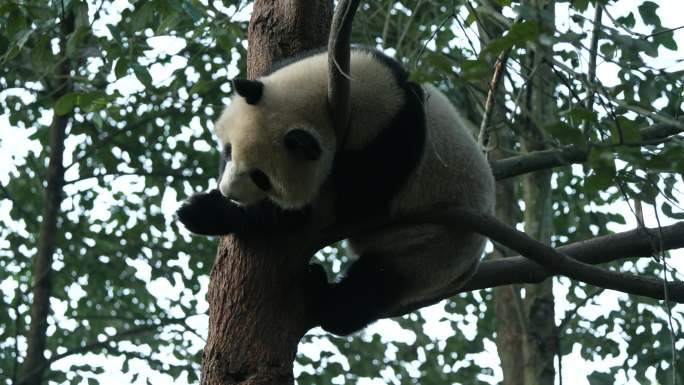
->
[0,1,683,385]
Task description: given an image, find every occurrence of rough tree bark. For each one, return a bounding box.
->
[19,10,73,385]
[201,2,332,385]
[471,3,528,384]
[519,1,558,384]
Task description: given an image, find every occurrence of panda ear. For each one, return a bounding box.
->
[232,79,263,105]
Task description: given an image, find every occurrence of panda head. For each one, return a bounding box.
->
[215,77,336,210]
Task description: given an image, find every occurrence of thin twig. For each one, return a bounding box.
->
[381,1,393,47]
[645,25,684,39]
[648,177,679,385]
[396,0,424,55]
[478,47,512,150]
[414,10,454,69]
[582,4,603,137]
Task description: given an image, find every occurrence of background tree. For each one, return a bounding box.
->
[1,1,683,385]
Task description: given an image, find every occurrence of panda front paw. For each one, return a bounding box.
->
[176,189,241,236]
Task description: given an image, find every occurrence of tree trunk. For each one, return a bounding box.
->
[19,13,73,385]
[492,165,524,385]
[201,2,332,385]
[520,1,558,384]
[477,1,559,384]
[472,4,527,385]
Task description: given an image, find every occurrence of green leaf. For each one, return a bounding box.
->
[66,26,90,57]
[565,107,597,125]
[599,42,616,60]
[72,0,90,29]
[132,2,155,32]
[611,116,641,143]
[587,371,615,385]
[545,121,584,144]
[662,202,684,220]
[424,53,453,73]
[586,149,616,192]
[133,64,153,87]
[484,20,540,53]
[638,1,660,27]
[156,12,179,34]
[3,29,34,62]
[114,58,129,78]
[616,12,636,29]
[31,35,55,73]
[181,2,203,22]
[54,93,79,115]
[652,30,677,51]
[571,0,589,12]
[79,91,109,113]
[6,10,28,39]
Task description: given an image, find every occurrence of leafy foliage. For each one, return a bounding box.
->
[1,0,249,383]
[1,0,683,385]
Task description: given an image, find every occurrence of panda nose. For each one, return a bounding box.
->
[249,169,271,191]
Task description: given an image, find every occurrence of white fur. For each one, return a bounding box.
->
[215,50,408,208]
[219,160,266,206]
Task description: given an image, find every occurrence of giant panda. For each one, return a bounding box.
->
[176,47,496,336]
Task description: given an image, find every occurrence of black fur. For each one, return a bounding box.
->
[318,254,402,335]
[176,189,312,236]
[285,129,322,161]
[232,79,263,104]
[333,53,425,221]
[317,49,426,335]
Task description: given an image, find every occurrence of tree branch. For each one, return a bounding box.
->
[328,0,360,147]
[491,144,588,180]
[490,122,683,180]
[20,9,73,385]
[454,209,684,302]
[388,220,684,316]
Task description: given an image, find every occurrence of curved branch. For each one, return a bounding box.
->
[450,209,684,301]
[463,221,684,291]
[387,217,684,317]
[491,122,684,180]
[327,0,360,147]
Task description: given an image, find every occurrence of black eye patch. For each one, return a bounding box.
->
[284,129,322,161]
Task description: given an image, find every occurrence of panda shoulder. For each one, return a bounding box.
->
[350,47,410,84]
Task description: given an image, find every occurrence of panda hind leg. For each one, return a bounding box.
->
[318,254,404,336]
